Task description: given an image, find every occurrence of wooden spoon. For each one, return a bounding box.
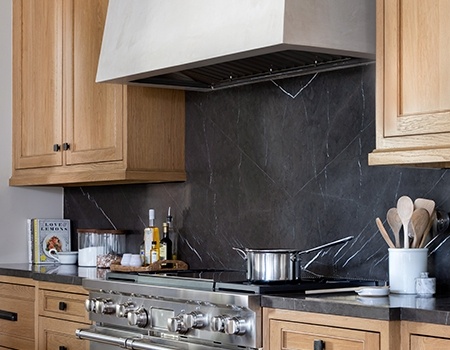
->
[386,208,402,248]
[397,196,414,248]
[375,218,395,248]
[419,210,436,248]
[410,208,429,248]
[414,198,436,248]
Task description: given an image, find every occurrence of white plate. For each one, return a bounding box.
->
[355,286,390,297]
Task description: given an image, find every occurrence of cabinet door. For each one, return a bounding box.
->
[370,0,450,165]
[13,0,64,169]
[269,320,380,350]
[64,0,124,166]
[39,316,89,350]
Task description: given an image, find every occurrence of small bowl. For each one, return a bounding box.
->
[56,251,78,265]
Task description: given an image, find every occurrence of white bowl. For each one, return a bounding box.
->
[56,251,78,265]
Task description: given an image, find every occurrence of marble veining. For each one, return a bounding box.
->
[65,65,450,293]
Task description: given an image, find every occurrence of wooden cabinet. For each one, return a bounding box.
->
[11,0,185,186]
[401,321,450,350]
[263,308,399,350]
[0,276,36,350]
[369,0,450,167]
[37,281,90,350]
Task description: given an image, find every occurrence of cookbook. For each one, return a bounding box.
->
[27,218,71,264]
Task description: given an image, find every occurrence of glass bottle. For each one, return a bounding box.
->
[160,222,173,261]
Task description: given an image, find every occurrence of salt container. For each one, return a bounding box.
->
[77,229,126,267]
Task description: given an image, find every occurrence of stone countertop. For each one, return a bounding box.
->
[0,263,104,285]
[2,264,450,326]
[262,292,450,325]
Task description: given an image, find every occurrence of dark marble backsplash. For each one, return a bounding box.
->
[64,64,450,293]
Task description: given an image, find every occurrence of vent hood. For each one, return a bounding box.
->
[97,0,375,91]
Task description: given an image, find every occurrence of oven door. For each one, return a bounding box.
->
[76,326,252,350]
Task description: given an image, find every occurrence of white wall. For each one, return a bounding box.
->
[0,0,63,263]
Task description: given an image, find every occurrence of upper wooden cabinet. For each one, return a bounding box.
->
[369,0,450,167]
[10,0,186,186]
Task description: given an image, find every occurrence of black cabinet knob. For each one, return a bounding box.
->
[58,301,67,311]
[63,142,70,150]
[314,339,325,350]
[53,144,61,152]
[59,346,67,350]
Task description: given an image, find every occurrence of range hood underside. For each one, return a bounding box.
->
[130,50,374,91]
[98,0,375,92]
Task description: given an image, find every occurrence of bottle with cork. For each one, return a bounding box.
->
[166,207,178,259]
[144,209,160,264]
[160,222,172,261]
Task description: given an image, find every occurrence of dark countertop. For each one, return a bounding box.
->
[2,264,450,326]
[0,263,104,285]
[262,292,450,325]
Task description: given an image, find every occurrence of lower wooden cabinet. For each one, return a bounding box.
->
[37,282,90,350]
[401,321,450,350]
[263,308,400,350]
[0,276,35,350]
[38,317,89,350]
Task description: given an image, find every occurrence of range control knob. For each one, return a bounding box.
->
[84,298,97,313]
[95,299,116,315]
[211,315,228,332]
[182,311,207,329]
[224,316,248,335]
[116,302,136,318]
[127,308,148,328]
[167,316,188,333]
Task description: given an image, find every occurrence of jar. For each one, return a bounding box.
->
[77,229,126,267]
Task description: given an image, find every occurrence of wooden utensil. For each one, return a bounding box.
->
[397,196,414,248]
[414,198,435,216]
[410,208,429,248]
[375,218,395,248]
[419,210,436,248]
[386,208,402,248]
[414,197,436,248]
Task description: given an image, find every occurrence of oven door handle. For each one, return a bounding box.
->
[76,329,128,348]
[76,328,176,350]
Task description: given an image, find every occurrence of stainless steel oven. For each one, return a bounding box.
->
[76,271,377,349]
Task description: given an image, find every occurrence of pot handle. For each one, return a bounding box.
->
[232,247,247,260]
[296,236,354,257]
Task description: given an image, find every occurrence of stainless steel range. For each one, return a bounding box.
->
[76,270,377,350]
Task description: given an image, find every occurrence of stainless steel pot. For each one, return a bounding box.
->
[233,236,354,282]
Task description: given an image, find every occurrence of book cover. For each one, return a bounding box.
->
[30,218,71,264]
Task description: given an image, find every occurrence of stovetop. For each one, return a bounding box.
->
[106,269,380,294]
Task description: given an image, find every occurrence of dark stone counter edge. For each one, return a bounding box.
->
[262,294,450,326]
[2,264,450,327]
[0,264,84,286]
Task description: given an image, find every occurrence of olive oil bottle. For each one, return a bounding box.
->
[144,209,160,264]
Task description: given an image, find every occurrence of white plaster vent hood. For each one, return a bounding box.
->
[97,0,375,91]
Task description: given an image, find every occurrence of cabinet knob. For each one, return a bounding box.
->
[63,142,70,150]
[314,339,325,350]
[53,144,61,152]
[59,346,67,350]
[58,301,67,311]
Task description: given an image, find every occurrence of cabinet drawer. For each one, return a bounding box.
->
[39,289,89,324]
[0,283,35,349]
[39,316,89,350]
[411,335,450,349]
[270,320,380,350]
